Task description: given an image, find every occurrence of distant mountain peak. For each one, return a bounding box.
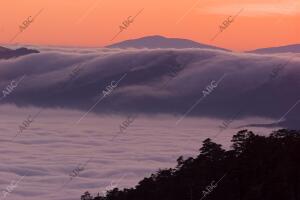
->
[248,44,300,54]
[0,46,39,60]
[0,46,11,53]
[106,35,229,51]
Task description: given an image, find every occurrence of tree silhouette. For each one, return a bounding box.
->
[83,129,300,200]
[81,191,93,200]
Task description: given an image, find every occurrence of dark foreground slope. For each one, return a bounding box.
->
[82,129,300,200]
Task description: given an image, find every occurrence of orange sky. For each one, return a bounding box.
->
[0,0,299,51]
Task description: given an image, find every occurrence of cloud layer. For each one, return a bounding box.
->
[1,105,262,200]
[0,46,298,200]
[0,47,300,126]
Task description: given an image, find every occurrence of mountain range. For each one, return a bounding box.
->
[106,35,300,53]
[1,36,299,58]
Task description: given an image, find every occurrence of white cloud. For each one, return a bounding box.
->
[196,1,300,16]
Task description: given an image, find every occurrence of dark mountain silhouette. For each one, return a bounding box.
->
[106,35,229,51]
[248,44,300,54]
[82,129,300,200]
[0,46,39,59]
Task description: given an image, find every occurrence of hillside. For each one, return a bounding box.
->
[82,129,300,200]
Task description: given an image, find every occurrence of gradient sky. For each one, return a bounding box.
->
[0,0,299,51]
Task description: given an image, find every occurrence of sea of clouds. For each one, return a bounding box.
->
[0,47,299,124]
[0,46,299,200]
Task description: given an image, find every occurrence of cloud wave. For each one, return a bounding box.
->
[0,47,299,125]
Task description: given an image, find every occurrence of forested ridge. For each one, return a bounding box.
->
[81,129,300,200]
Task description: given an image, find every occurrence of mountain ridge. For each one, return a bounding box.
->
[106,35,230,51]
[0,46,39,59]
[248,44,300,54]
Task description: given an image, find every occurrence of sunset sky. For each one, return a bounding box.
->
[0,0,299,51]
